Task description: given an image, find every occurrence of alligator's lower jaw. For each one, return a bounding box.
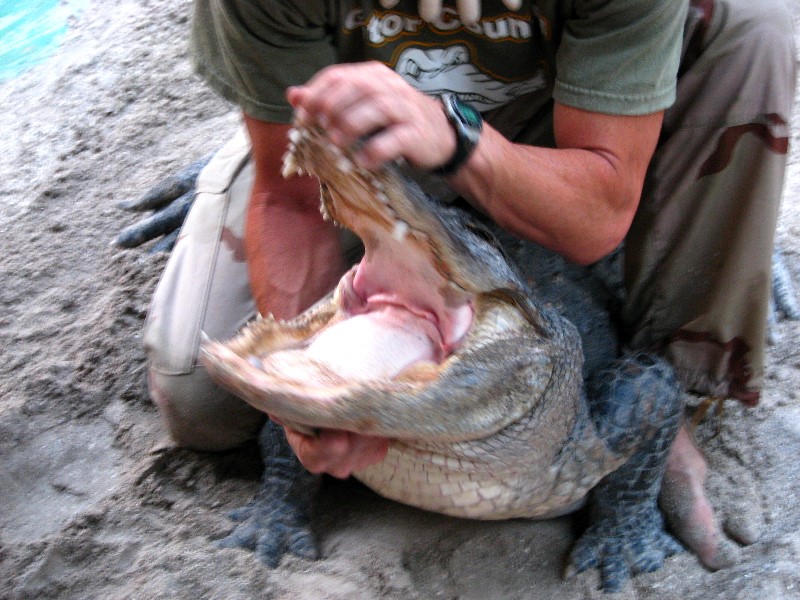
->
[200,282,537,438]
[201,271,472,405]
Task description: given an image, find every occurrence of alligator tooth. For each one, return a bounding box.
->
[336,156,354,173]
[288,128,302,144]
[376,191,390,204]
[320,186,333,221]
[247,355,264,370]
[392,219,409,241]
[327,143,343,157]
[281,153,299,178]
[365,174,384,192]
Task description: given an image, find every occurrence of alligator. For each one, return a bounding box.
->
[200,123,686,592]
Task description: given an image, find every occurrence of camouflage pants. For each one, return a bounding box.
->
[623,0,795,405]
[144,0,796,449]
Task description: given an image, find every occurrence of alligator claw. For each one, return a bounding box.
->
[227,502,256,523]
[215,496,318,568]
[114,153,214,251]
[114,190,194,249]
[768,247,799,343]
[772,247,800,320]
[567,507,684,592]
[118,154,213,212]
[214,421,321,568]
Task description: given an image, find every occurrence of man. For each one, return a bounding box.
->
[143,0,796,571]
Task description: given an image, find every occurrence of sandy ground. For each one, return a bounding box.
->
[1,1,800,598]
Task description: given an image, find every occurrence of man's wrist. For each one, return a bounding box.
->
[432,93,483,176]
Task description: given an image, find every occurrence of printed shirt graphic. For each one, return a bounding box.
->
[337,3,551,113]
[191,0,685,125]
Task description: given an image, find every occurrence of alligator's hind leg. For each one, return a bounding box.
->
[567,353,684,592]
[214,420,321,566]
[768,247,800,343]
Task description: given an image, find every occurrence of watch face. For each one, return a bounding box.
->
[454,98,483,130]
[434,93,483,175]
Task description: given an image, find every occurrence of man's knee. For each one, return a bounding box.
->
[149,366,265,451]
[714,0,795,67]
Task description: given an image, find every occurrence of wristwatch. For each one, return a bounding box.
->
[433,93,483,176]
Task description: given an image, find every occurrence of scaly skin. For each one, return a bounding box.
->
[214,421,320,566]
[115,154,213,252]
[203,124,685,592]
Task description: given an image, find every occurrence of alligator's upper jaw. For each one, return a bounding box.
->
[283,125,525,298]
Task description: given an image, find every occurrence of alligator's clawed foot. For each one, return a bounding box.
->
[214,421,321,568]
[214,492,319,567]
[768,247,800,343]
[566,507,684,592]
[114,153,214,252]
[576,353,685,592]
[772,247,800,320]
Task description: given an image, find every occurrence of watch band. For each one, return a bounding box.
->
[433,93,483,176]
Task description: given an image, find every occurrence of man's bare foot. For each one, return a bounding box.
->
[659,424,741,570]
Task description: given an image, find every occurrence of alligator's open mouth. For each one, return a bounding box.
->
[201,124,551,441]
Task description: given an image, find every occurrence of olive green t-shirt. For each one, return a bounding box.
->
[192,0,688,135]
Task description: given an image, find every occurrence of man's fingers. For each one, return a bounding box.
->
[114,190,194,248]
[283,426,389,479]
[284,427,350,477]
[418,0,443,22]
[118,153,212,212]
[349,434,390,473]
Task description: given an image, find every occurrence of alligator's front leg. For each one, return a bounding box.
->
[215,420,321,567]
[568,354,685,592]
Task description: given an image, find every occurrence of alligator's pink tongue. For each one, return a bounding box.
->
[260,303,442,388]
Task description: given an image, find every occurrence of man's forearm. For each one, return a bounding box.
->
[243,115,347,320]
[451,106,664,265]
[245,192,345,319]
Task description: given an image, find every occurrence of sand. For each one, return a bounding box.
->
[1,1,799,598]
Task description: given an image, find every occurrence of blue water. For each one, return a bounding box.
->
[0,0,87,81]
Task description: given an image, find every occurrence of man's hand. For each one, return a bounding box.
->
[287,62,456,172]
[278,420,390,479]
[114,154,213,252]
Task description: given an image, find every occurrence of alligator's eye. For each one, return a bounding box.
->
[463,218,514,262]
[465,220,495,244]
[405,60,421,80]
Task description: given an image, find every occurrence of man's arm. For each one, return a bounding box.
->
[288,62,663,265]
[243,115,346,319]
[454,103,663,265]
